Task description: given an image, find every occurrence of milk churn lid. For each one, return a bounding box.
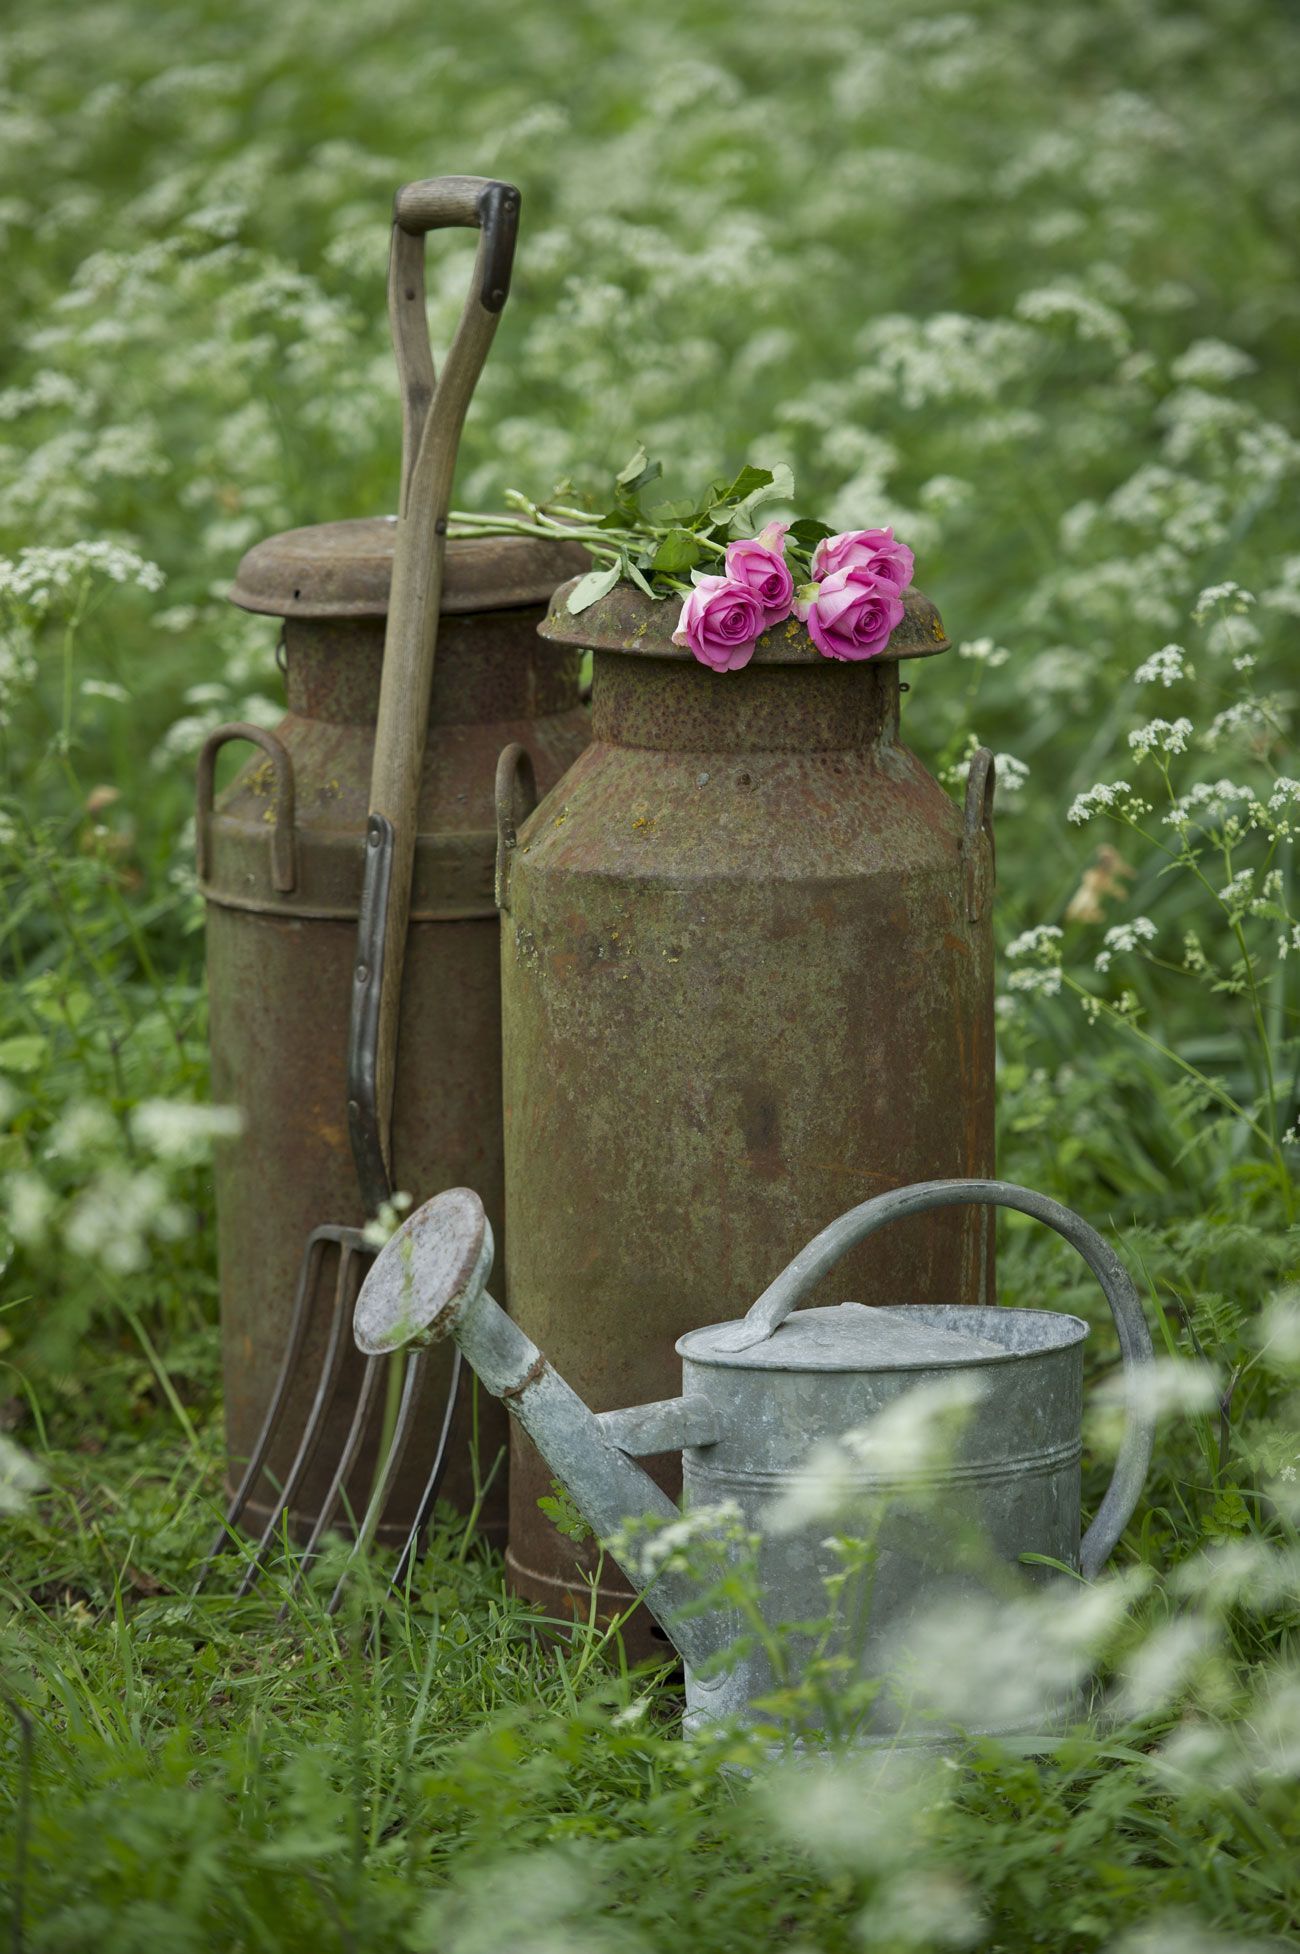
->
[678,1303,1008,1373]
[229,517,590,620]
[538,580,950,663]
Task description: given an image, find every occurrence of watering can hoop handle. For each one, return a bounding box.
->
[195,722,297,894]
[727,1177,1154,1579]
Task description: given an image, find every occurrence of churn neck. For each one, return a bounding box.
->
[591,651,900,754]
[539,579,952,757]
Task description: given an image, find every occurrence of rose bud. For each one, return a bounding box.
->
[811,526,914,594]
[722,520,795,630]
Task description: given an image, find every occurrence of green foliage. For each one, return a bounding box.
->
[0,0,1298,1945]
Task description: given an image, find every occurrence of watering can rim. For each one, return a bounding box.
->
[676,1301,1090,1373]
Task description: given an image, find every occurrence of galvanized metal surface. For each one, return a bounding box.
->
[678,1301,1089,1739]
[353,1189,722,1669]
[676,1177,1154,1738]
[356,1179,1152,1745]
[498,585,997,1636]
[206,529,589,1545]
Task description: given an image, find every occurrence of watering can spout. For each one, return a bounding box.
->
[353,1188,722,1663]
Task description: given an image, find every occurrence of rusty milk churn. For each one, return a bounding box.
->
[201,516,588,1544]
[494,581,997,1624]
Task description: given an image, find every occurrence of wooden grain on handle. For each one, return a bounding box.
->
[366,216,507,1186]
[394,175,495,233]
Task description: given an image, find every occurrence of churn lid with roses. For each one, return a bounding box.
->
[538,577,950,664]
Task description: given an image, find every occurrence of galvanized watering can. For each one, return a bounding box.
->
[355,1178,1154,1742]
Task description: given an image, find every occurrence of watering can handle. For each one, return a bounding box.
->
[347,177,519,1215]
[719,1177,1154,1580]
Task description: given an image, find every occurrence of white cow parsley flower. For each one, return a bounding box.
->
[1129,717,1193,758]
[1133,644,1191,687]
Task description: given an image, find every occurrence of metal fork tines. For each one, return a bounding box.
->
[195,1223,461,1613]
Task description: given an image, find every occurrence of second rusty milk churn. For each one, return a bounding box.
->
[495,581,997,1627]
[201,515,588,1545]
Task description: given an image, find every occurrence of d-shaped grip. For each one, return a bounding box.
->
[393,176,520,312]
[720,1177,1154,1579]
[386,178,519,517]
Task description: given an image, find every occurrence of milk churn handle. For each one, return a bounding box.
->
[494,743,538,913]
[195,722,297,895]
[718,1177,1154,1579]
[347,177,520,1215]
[961,748,996,924]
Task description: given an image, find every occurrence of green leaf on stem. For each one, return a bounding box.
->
[615,445,649,487]
[652,529,703,574]
[565,562,622,615]
[729,462,795,534]
[613,446,664,501]
[721,464,774,505]
[646,498,699,525]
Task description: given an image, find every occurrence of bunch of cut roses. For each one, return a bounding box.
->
[672,522,914,673]
[451,455,914,672]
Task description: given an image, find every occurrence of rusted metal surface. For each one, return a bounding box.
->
[206,527,588,1546]
[231,517,589,620]
[498,584,996,1636]
[538,577,950,662]
[356,1180,1152,1746]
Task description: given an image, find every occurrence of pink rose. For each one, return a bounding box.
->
[671,574,767,672]
[797,565,905,662]
[811,526,914,594]
[722,520,795,629]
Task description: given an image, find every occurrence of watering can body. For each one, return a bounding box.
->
[354,1180,1153,1742]
[495,581,998,1636]
[201,520,588,1544]
[670,1302,1086,1735]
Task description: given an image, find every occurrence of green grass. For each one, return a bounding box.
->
[1,0,1298,1945]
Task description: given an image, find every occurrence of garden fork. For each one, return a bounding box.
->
[195,175,520,1612]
